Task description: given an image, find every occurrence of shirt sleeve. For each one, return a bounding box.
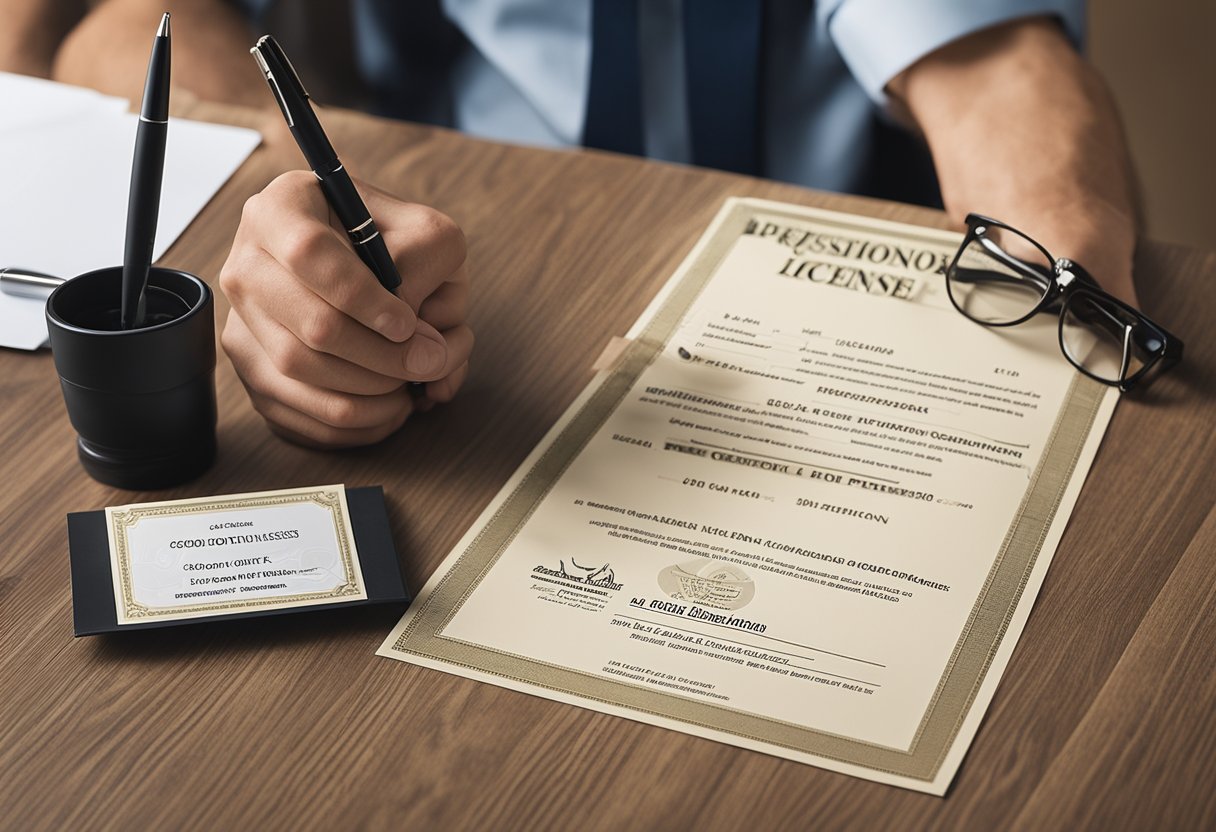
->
[821,0,1086,107]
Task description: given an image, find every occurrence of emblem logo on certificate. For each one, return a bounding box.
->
[68,484,408,634]
[378,200,1119,794]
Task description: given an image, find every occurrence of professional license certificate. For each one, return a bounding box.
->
[378,200,1118,793]
[106,484,366,624]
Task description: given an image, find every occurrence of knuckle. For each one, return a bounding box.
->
[243,170,315,226]
[268,339,307,379]
[298,310,340,352]
[410,205,467,265]
[248,393,278,423]
[218,256,246,302]
[279,225,330,277]
[319,395,361,429]
[268,169,316,197]
[239,190,265,224]
[243,373,277,400]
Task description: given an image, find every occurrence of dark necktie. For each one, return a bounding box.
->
[683,1,764,175]
[583,1,764,175]
[583,0,645,156]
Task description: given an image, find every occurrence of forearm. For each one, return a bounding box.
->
[0,0,86,77]
[52,0,267,108]
[889,18,1139,300]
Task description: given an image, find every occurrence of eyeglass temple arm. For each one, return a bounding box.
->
[1066,260,1183,360]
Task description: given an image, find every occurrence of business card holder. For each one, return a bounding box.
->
[67,486,409,636]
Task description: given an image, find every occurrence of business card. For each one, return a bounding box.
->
[103,484,367,625]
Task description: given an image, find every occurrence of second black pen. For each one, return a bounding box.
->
[249,34,402,293]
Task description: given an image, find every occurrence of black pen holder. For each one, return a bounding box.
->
[46,266,217,489]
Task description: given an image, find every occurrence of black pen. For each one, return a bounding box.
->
[121,12,172,330]
[250,35,402,293]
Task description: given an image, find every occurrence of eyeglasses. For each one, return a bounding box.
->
[945,214,1183,392]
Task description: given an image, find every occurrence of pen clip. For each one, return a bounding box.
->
[252,35,314,130]
[250,44,293,127]
[254,34,309,100]
[251,34,341,173]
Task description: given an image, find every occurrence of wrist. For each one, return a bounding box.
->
[891,17,1140,302]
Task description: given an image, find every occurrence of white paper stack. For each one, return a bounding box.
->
[0,71,261,350]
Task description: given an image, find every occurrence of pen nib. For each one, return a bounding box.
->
[157,12,171,38]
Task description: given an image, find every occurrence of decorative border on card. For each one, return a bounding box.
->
[106,484,365,624]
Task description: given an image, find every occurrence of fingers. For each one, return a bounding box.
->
[223,307,405,396]
[331,180,469,307]
[259,399,412,449]
[408,325,476,412]
[426,361,470,405]
[223,309,413,448]
[225,245,450,380]
[432,324,474,378]
[385,211,468,310]
[240,172,423,342]
[414,325,474,409]
[418,268,470,331]
[219,170,475,448]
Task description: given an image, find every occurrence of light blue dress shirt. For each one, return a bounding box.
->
[251,0,1085,195]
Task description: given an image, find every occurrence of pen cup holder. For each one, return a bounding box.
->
[46,266,217,490]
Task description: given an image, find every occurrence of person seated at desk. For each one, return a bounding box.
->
[4,0,1140,448]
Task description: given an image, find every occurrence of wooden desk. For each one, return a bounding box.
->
[2,103,1213,831]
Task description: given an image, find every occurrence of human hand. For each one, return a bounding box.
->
[220,171,472,448]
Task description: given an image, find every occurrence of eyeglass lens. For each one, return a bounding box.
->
[947,225,1053,324]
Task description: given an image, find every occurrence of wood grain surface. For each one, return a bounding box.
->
[1,102,1213,831]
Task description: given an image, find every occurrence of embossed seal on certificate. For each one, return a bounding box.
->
[658,558,755,611]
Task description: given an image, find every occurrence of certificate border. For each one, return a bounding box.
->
[384,201,1108,784]
[106,484,366,624]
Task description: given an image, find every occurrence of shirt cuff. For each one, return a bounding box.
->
[826,0,1086,107]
